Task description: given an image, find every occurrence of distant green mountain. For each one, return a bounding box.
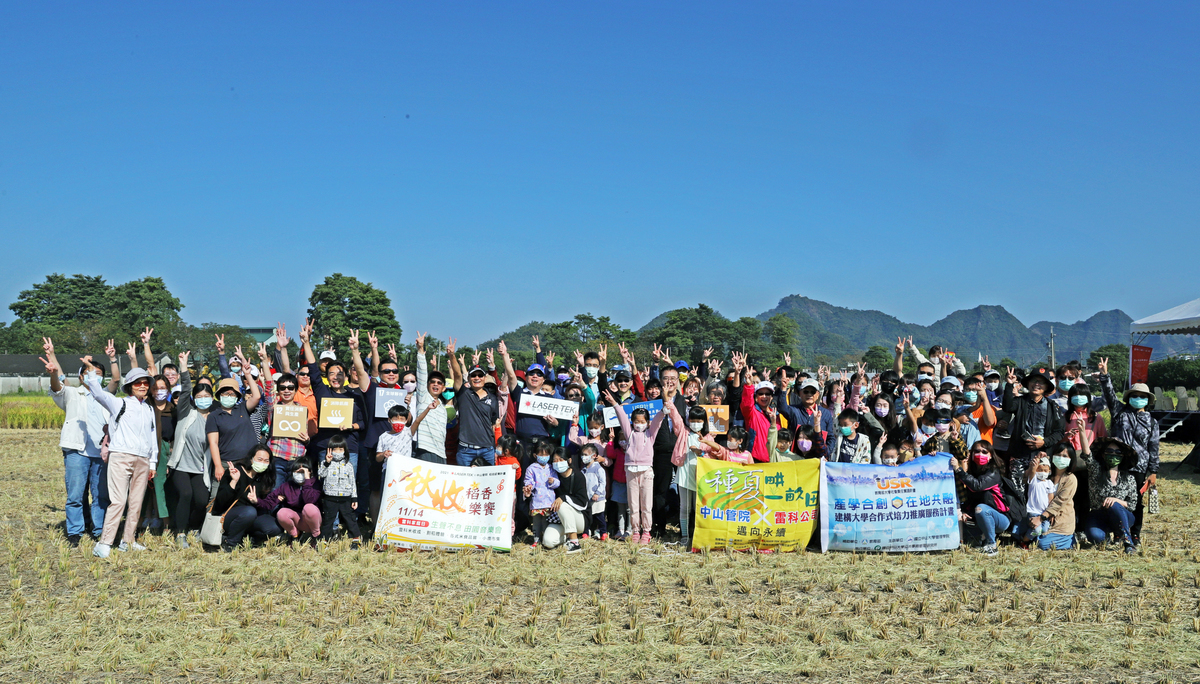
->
[1031,310,1200,360]
[472,295,1200,366]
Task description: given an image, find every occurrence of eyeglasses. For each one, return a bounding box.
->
[566,394,582,400]
[277,384,297,391]
[801,389,818,395]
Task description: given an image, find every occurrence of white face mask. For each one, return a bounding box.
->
[986,381,999,391]
[934,402,951,411]
[581,454,593,465]
[1034,471,1050,481]
[727,441,741,451]
[552,460,569,473]
[589,428,602,437]
[330,450,346,461]
[883,458,898,466]
[292,472,306,484]
[689,422,704,432]
[632,423,648,432]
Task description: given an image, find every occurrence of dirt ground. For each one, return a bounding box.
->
[1,429,1198,683]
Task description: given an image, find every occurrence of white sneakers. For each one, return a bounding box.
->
[92,543,111,558]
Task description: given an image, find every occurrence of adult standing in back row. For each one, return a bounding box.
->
[1097,357,1158,549]
[205,347,263,485]
[412,332,448,463]
[42,338,111,547]
[84,361,158,559]
[447,337,501,465]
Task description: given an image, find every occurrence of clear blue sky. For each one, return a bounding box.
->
[2,3,1198,345]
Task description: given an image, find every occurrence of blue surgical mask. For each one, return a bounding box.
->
[584,367,598,379]
[963,391,978,404]
[839,426,853,437]
[552,460,568,473]
[1070,395,1088,407]
[219,395,238,409]
[516,380,525,389]
[1129,397,1149,409]
[1058,379,1074,392]
[195,396,213,410]
[536,455,550,465]
[442,391,455,400]
[920,425,936,435]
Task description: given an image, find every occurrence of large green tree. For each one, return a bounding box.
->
[9,274,112,326]
[1089,344,1130,386]
[861,345,893,372]
[107,277,184,332]
[763,314,800,363]
[307,274,402,359]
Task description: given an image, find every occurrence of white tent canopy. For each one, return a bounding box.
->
[1130,297,1200,336]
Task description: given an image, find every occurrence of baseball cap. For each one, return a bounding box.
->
[674,360,691,372]
[984,369,1001,379]
[798,379,821,393]
[754,380,775,394]
[319,350,337,361]
[940,376,962,389]
[526,363,546,375]
[468,365,487,377]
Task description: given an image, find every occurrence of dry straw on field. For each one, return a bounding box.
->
[0,429,1198,682]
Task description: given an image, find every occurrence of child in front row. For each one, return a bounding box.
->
[523,440,559,547]
[372,404,412,522]
[318,434,362,549]
[605,428,629,540]
[1021,455,1055,542]
[579,443,607,539]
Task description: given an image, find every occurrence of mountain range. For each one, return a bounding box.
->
[481,294,1199,364]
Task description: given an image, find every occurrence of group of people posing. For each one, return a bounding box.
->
[42,326,1159,558]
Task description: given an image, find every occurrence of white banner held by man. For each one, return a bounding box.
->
[517,394,579,421]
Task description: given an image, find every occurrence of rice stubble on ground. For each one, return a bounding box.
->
[1,429,1198,682]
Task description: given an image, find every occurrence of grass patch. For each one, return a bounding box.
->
[1,429,1199,681]
[0,396,62,429]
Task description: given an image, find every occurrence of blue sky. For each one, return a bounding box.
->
[1,3,1198,345]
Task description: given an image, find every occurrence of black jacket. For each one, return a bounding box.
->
[1001,391,1064,462]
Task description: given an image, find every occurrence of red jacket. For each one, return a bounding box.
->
[740,384,772,463]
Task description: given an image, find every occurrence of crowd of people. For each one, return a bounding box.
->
[40,326,1160,558]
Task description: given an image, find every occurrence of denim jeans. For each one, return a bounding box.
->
[1037,533,1075,550]
[456,444,495,467]
[274,459,290,490]
[63,449,108,538]
[1084,503,1135,545]
[973,503,1012,545]
[1016,513,1051,540]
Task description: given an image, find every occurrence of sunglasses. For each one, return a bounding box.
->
[278,384,297,391]
[566,394,582,400]
[132,379,151,387]
[381,368,399,374]
[469,372,486,378]
[297,372,310,377]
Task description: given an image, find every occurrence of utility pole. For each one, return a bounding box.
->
[1048,326,1056,369]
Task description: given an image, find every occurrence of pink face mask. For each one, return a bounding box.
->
[795,438,812,452]
[972,452,991,465]
[934,422,950,433]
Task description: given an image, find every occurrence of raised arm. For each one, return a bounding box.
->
[298,319,316,366]
[499,339,519,392]
[348,330,371,393]
[103,339,121,394]
[275,324,293,374]
[82,357,123,417]
[235,347,262,410]
[140,327,158,375]
[445,337,463,391]
[367,330,381,383]
[41,337,63,395]
[893,336,907,377]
